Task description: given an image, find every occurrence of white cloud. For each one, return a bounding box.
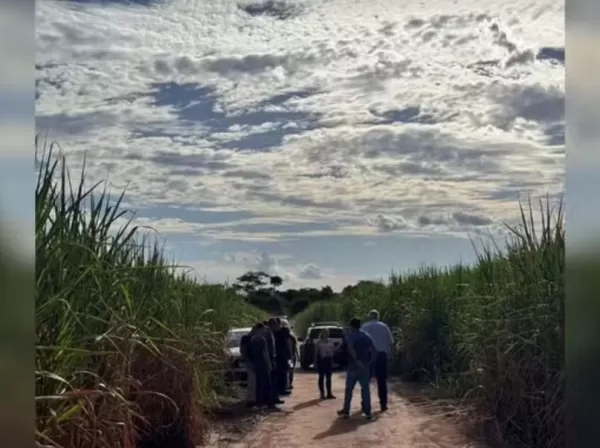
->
[182,250,352,290]
[35,0,564,280]
[298,263,324,279]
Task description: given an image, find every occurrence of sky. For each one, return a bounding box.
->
[33,0,564,291]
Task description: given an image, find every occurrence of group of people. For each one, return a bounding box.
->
[239,310,394,420]
[239,317,298,410]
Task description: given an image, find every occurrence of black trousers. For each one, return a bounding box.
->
[277,360,290,394]
[275,361,289,394]
[372,352,389,407]
[254,364,271,406]
[317,356,333,397]
[270,366,279,403]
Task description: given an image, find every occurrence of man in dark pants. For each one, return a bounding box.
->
[287,326,298,389]
[266,318,284,405]
[275,325,292,395]
[360,309,394,412]
[250,323,279,409]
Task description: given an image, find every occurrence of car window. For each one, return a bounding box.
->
[308,328,344,339]
[328,328,344,338]
[227,331,249,348]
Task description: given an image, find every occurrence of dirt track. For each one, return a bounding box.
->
[208,371,489,448]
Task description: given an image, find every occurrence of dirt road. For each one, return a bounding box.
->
[209,371,489,448]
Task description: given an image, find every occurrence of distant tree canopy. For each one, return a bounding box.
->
[232,270,337,316]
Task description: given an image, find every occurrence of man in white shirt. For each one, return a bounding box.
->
[361,309,394,412]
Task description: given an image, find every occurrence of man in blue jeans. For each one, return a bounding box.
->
[361,309,394,412]
[337,317,377,420]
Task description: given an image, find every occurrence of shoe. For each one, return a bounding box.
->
[326,394,336,399]
[337,409,349,418]
[380,404,388,412]
[275,399,285,404]
[365,413,373,420]
[280,391,291,396]
[320,395,326,400]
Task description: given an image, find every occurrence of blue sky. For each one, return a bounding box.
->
[33,0,564,290]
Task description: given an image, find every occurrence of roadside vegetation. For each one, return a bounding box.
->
[294,199,564,448]
[35,142,563,448]
[35,143,265,448]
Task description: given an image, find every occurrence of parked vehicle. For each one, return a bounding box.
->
[225,327,252,385]
[299,322,346,370]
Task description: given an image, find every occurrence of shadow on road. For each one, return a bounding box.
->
[312,412,378,440]
[293,398,322,411]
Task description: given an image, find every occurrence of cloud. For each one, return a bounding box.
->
[209,250,345,288]
[238,1,304,20]
[35,0,564,249]
[298,263,324,279]
[369,214,410,233]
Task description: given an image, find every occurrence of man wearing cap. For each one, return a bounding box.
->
[360,309,394,412]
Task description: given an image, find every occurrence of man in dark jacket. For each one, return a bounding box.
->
[263,320,276,365]
[275,325,292,395]
[240,330,255,406]
[265,318,284,405]
[267,318,286,401]
[288,327,298,389]
[250,323,279,409]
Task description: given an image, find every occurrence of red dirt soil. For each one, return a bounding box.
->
[207,371,490,448]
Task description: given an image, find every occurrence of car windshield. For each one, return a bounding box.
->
[227,331,248,348]
[308,328,344,339]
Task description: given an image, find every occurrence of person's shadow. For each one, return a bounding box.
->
[293,398,322,411]
[312,411,379,440]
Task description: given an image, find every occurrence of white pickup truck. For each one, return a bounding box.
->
[299,322,346,370]
[225,327,252,384]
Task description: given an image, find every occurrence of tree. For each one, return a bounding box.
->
[269,275,283,288]
[233,271,285,314]
[233,271,270,295]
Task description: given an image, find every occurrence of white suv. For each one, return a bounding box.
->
[225,327,252,384]
[299,322,345,370]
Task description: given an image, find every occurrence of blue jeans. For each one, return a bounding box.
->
[342,366,371,415]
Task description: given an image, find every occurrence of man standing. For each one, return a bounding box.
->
[266,318,285,405]
[275,324,292,396]
[361,309,394,412]
[337,318,377,420]
[288,327,298,389]
[240,329,255,407]
[250,323,280,410]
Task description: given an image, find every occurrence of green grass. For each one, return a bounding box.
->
[294,198,564,448]
[35,142,266,448]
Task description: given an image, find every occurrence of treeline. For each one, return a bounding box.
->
[231,270,337,316]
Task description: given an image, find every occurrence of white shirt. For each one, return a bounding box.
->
[361,320,394,354]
